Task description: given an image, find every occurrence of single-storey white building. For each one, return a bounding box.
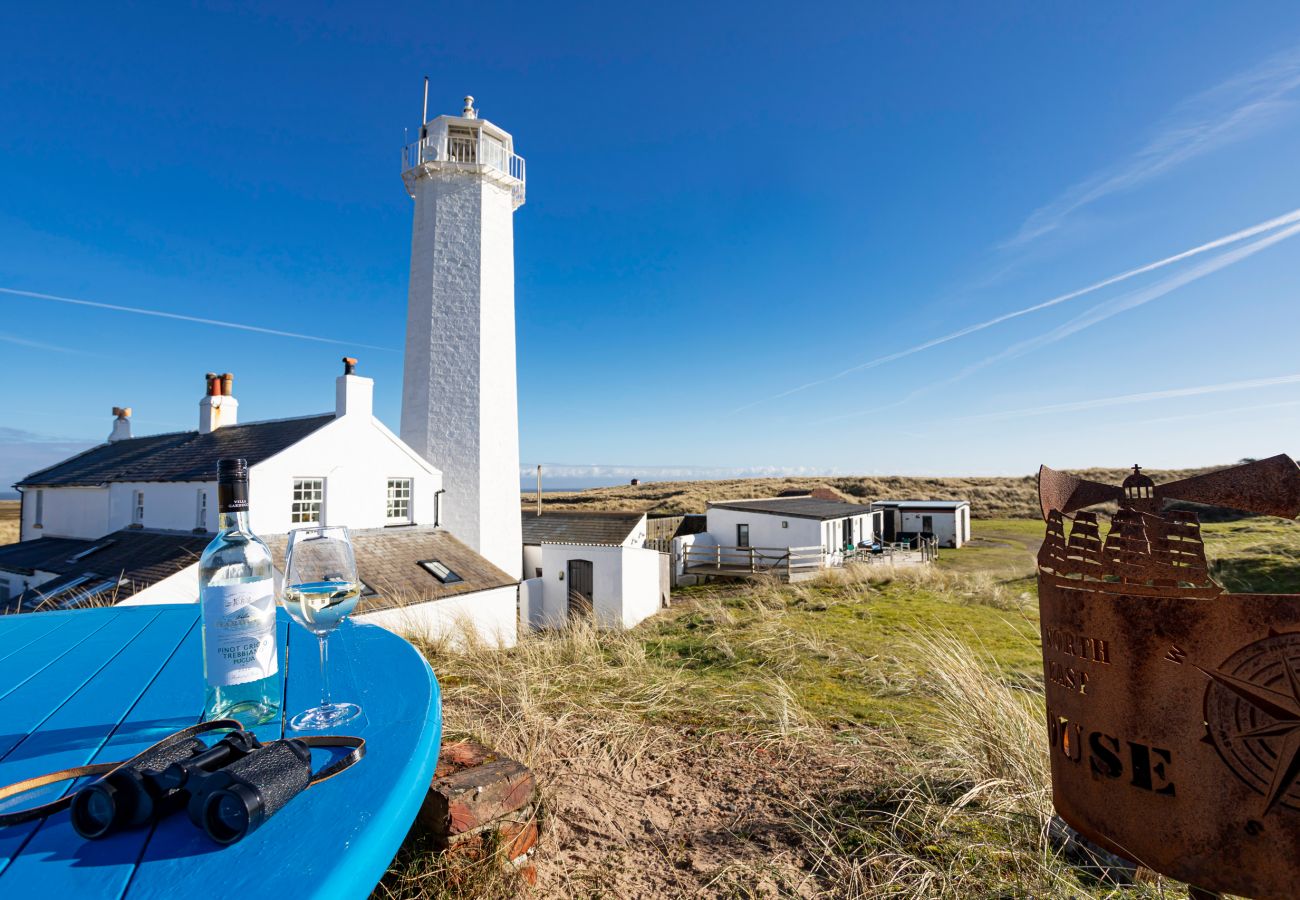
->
[1,361,518,647]
[701,497,883,571]
[870,500,971,548]
[519,510,663,631]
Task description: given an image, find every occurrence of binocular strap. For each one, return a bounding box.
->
[0,721,366,828]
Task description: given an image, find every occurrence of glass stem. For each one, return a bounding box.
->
[318,632,332,709]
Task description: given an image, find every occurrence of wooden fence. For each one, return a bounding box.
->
[681,544,824,579]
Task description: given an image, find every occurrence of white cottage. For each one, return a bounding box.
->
[2,362,518,647]
[869,500,971,548]
[518,511,664,631]
[704,497,883,565]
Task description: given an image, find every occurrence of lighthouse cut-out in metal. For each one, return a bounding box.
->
[400,91,526,578]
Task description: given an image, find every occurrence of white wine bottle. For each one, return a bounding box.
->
[199,457,280,726]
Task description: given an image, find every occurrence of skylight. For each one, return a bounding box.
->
[418,559,463,584]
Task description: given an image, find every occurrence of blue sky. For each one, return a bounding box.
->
[3,2,1300,490]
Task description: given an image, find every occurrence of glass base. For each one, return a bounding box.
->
[289,701,361,731]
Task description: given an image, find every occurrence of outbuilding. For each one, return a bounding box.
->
[519,511,664,631]
[870,500,971,548]
[704,497,882,567]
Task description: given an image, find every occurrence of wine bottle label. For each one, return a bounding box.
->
[202,578,278,687]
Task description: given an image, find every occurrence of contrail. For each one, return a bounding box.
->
[732,205,1300,415]
[0,287,399,352]
[814,220,1300,425]
[956,372,1300,423]
[1007,43,1300,246]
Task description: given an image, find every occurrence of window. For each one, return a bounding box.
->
[292,478,324,524]
[921,515,934,534]
[33,490,44,528]
[781,520,788,529]
[737,524,750,547]
[419,559,463,584]
[132,491,145,526]
[386,478,412,524]
[196,489,208,531]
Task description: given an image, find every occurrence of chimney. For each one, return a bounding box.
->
[108,407,132,442]
[335,356,373,419]
[199,371,239,434]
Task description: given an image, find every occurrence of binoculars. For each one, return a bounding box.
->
[70,730,314,845]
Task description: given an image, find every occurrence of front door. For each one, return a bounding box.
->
[567,559,594,619]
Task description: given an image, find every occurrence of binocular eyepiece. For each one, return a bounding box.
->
[70,731,314,845]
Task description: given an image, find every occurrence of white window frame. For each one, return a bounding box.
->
[196,489,208,531]
[132,490,145,526]
[386,478,413,525]
[291,478,324,525]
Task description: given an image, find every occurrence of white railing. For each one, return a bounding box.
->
[402,131,526,206]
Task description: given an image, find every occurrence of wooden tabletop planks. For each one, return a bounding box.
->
[0,605,442,899]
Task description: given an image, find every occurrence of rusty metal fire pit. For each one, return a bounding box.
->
[1036,454,1300,899]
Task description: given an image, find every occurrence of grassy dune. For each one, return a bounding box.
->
[523,464,1230,519]
[378,517,1300,899]
[0,501,18,546]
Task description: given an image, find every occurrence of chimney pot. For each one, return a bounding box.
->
[200,371,238,433]
[108,406,133,442]
[343,356,358,376]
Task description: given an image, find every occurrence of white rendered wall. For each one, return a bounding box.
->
[22,487,111,541]
[356,584,518,649]
[248,414,442,536]
[401,169,522,579]
[107,482,214,534]
[898,510,962,548]
[522,544,543,579]
[120,563,200,605]
[519,576,544,630]
[704,508,823,552]
[704,507,875,567]
[533,543,661,630]
[618,547,662,629]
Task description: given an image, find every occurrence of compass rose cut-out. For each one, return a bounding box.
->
[1200,630,1300,816]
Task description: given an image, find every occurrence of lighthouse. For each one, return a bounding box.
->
[400,93,526,578]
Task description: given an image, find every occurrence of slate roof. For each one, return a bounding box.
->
[708,497,870,520]
[0,536,97,575]
[264,526,516,614]
[16,414,335,487]
[0,528,210,611]
[520,511,646,546]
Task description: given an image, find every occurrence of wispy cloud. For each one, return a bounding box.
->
[956,372,1300,423]
[816,220,1300,425]
[0,287,398,352]
[1008,44,1300,246]
[0,331,83,354]
[731,206,1300,414]
[524,463,841,486]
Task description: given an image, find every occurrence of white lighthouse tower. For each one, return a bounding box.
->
[400,93,525,579]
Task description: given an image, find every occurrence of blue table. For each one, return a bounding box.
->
[0,604,442,898]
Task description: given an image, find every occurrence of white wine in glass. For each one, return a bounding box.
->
[282,525,363,730]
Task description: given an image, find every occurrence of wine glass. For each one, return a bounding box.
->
[282,525,362,730]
